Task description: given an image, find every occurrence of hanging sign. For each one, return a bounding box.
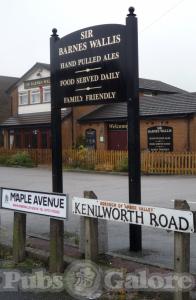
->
[1,188,68,219]
[51,24,126,107]
[72,197,194,233]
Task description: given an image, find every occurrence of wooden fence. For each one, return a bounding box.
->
[1,148,196,175]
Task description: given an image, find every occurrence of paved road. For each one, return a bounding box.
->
[0,166,196,272]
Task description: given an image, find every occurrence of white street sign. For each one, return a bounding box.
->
[72,197,194,233]
[1,188,68,219]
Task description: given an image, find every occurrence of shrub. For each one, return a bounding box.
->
[75,135,86,149]
[66,147,95,170]
[0,152,35,168]
[0,154,9,165]
[116,157,128,172]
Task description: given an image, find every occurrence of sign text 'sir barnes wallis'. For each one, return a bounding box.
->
[52,25,126,107]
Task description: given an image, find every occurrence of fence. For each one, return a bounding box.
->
[1,148,196,175]
[141,151,196,175]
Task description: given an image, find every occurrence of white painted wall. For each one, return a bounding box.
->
[18,66,51,114]
[18,103,51,114]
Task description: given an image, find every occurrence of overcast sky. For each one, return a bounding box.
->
[0,0,195,92]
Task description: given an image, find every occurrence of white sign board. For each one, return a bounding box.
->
[1,188,68,219]
[73,197,194,233]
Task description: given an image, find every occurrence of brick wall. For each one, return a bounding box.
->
[10,87,18,116]
[61,117,73,149]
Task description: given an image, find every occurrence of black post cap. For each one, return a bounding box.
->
[51,28,58,37]
[127,7,136,17]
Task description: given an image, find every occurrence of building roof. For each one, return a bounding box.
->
[79,93,196,122]
[0,109,71,127]
[139,78,186,94]
[0,76,19,91]
[7,62,50,92]
[0,76,19,122]
[6,61,187,94]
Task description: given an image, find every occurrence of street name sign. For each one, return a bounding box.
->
[1,188,68,219]
[72,197,194,233]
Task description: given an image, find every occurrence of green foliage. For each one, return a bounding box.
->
[75,135,86,149]
[116,157,128,172]
[66,147,95,170]
[0,154,9,165]
[0,152,35,168]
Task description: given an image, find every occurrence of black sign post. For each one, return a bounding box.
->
[50,7,142,269]
[50,29,64,273]
[126,8,142,251]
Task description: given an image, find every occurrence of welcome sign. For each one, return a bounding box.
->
[1,188,68,219]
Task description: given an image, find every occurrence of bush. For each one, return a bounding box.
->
[116,157,128,172]
[0,152,35,168]
[0,154,9,165]
[65,147,95,170]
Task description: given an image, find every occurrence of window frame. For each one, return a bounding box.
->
[43,86,51,103]
[30,88,41,104]
[19,91,28,106]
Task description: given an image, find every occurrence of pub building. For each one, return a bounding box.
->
[1,62,196,152]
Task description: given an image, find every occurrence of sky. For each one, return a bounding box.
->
[0,0,196,92]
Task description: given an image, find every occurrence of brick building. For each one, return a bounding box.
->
[0,76,19,146]
[1,62,196,152]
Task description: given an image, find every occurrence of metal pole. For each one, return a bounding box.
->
[50,28,64,272]
[126,7,142,251]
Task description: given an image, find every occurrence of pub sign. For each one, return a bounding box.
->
[147,126,173,152]
[51,25,126,107]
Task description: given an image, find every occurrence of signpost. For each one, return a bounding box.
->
[126,8,141,251]
[0,187,68,264]
[50,7,141,268]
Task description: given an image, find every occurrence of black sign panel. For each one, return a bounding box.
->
[85,129,96,149]
[147,126,173,152]
[51,24,126,107]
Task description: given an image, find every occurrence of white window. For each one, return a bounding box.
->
[31,89,40,104]
[43,86,51,103]
[19,91,28,105]
[143,92,152,96]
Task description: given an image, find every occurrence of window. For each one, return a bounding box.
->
[85,129,96,149]
[43,86,51,102]
[143,92,152,96]
[19,92,28,105]
[32,130,38,148]
[14,129,22,148]
[31,89,40,104]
